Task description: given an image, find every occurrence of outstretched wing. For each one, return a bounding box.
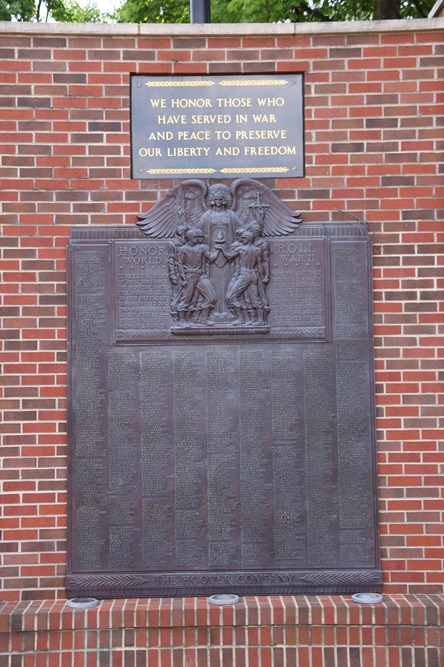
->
[137,180,207,238]
[230,178,302,236]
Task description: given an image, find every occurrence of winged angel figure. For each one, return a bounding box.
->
[137,179,302,329]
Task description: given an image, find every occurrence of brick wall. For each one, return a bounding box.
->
[0,19,443,602]
[1,595,443,667]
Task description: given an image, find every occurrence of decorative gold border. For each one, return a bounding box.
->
[144,167,290,175]
[220,167,289,173]
[219,79,288,86]
[143,80,288,88]
[146,168,217,174]
[144,81,215,87]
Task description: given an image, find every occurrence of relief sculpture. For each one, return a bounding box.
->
[137,179,302,331]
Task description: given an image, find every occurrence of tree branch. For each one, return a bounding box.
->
[290,1,333,22]
[408,0,427,17]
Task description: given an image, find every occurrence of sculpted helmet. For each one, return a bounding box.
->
[248,222,263,238]
[176,224,187,239]
[185,227,204,241]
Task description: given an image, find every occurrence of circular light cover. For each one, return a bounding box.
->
[66,597,99,609]
[351,593,383,605]
[208,594,240,606]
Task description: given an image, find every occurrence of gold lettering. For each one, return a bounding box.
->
[171,98,212,108]
[167,147,210,157]
[235,129,287,140]
[177,130,211,141]
[257,97,285,107]
[215,130,231,140]
[148,131,173,141]
[215,146,240,156]
[138,147,162,157]
[216,97,252,108]
[244,145,297,156]
[252,113,276,123]
[191,114,231,124]
[157,114,187,124]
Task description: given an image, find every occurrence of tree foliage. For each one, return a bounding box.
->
[116,0,434,23]
[0,0,111,21]
[50,0,108,21]
[0,0,434,25]
[0,0,35,20]
[118,0,189,22]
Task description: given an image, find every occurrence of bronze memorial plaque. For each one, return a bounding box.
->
[66,179,382,598]
[130,74,304,180]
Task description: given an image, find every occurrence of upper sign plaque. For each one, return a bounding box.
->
[131,74,304,180]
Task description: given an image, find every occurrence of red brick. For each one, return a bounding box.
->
[0,22,443,602]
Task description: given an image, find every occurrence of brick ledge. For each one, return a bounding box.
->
[1,595,443,632]
[0,18,443,37]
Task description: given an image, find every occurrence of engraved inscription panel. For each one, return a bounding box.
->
[304,347,338,567]
[68,224,381,598]
[140,350,175,569]
[336,341,375,564]
[268,238,327,335]
[115,241,172,336]
[206,349,240,568]
[271,348,305,565]
[173,350,207,568]
[239,348,273,566]
[70,245,109,572]
[107,351,139,570]
[333,243,370,338]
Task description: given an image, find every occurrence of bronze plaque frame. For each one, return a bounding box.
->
[66,221,382,599]
[130,74,305,180]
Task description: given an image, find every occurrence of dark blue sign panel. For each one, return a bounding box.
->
[131,74,304,180]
